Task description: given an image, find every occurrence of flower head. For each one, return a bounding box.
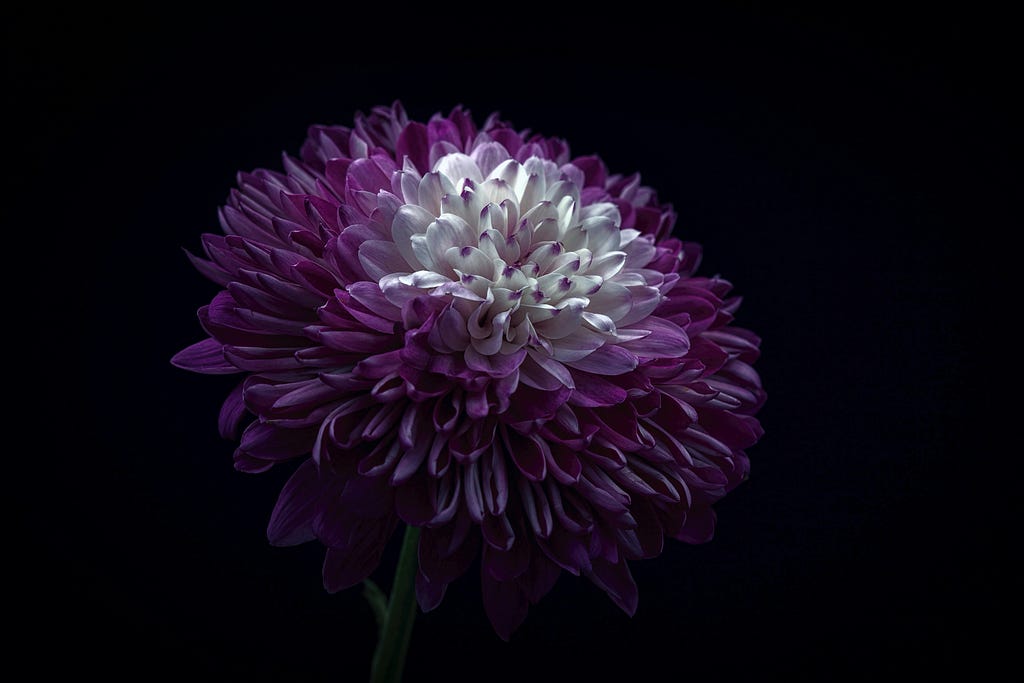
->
[173,102,765,638]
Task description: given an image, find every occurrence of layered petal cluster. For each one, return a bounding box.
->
[174,103,765,638]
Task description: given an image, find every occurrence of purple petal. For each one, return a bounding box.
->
[418,518,479,584]
[218,381,248,439]
[322,518,396,592]
[521,554,562,604]
[171,337,237,374]
[346,157,391,196]
[568,371,628,407]
[508,433,547,481]
[359,240,409,281]
[481,572,528,641]
[587,558,638,616]
[415,569,448,612]
[396,122,430,172]
[619,317,691,358]
[238,422,317,460]
[675,507,717,544]
[483,536,530,581]
[267,459,320,546]
[564,344,638,375]
[394,477,435,525]
[471,141,511,177]
[545,446,582,484]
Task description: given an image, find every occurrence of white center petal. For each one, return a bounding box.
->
[383,152,662,359]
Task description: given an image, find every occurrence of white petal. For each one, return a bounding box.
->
[588,251,627,279]
[549,327,605,362]
[477,229,503,260]
[618,228,642,246]
[566,274,604,297]
[358,240,409,281]
[417,171,455,216]
[532,298,586,340]
[580,201,621,225]
[398,270,451,288]
[611,270,651,287]
[395,170,420,205]
[582,311,616,334]
[523,156,560,189]
[489,158,522,188]
[379,274,422,307]
[535,272,570,298]
[422,214,476,277]
[479,178,517,207]
[617,285,663,326]
[441,183,485,227]
[549,250,583,274]
[479,203,505,235]
[446,246,494,278]
[519,171,546,212]
[467,290,496,339]
[410,234,438,273]
[391,204,435,270]
[494,263,530,290]
[581,216,621,255]
[520,199,559,227]
[499,198,520,234]
[586,280,632,320]
[622,233,657,268]
[531,242,567,273]
[434,153,483,184]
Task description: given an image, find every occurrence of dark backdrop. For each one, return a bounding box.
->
[9,4,1007,680]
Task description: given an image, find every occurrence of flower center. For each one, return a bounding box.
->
[371,149,658,360]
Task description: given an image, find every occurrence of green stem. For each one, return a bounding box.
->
[369,524,420,683]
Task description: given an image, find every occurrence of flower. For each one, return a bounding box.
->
[173,102,765,639]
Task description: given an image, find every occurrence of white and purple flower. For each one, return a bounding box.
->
[174,103,765,638]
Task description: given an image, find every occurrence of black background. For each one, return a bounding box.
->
[9,4,1009,680]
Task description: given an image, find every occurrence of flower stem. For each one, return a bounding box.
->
[369,524,420,683]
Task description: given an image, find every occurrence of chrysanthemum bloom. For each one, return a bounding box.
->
[174,103,764,639]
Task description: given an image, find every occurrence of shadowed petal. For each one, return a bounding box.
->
[267,459,321,546]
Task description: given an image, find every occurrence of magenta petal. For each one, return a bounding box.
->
[267,459,320,546]
[396,122,430,172]
[346,157,391,196]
